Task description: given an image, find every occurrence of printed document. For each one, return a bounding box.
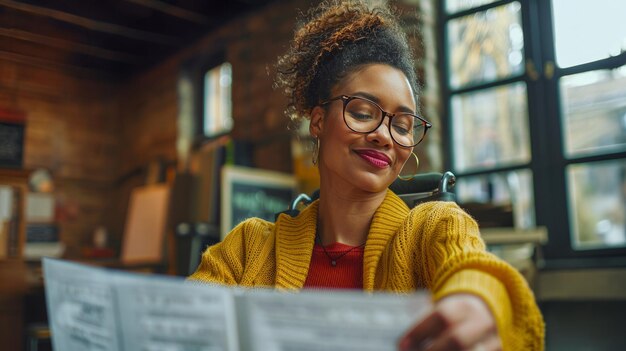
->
[44,258,432,351]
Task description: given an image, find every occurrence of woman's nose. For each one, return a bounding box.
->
[366,115,393,146]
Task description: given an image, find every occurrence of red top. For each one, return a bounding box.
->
[303,242,364,289]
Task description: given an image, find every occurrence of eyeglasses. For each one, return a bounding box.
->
[320,95,432,148]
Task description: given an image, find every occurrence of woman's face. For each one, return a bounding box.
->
[310,63,416,194]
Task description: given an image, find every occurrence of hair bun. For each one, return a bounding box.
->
[275,0,417,123]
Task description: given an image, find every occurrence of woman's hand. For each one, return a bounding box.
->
[398,293,501,351]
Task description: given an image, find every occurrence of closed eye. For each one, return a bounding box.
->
[348,111,376,121]
[392,124,411,135]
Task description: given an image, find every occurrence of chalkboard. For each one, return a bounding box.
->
[221,165,297,239]
[0,121,24,168]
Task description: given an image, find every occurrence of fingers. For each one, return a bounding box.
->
[427,314,496,351]
[398,294,500,351]
[478,334,502,351]
[398,311,448,351]
[401,328,499,351]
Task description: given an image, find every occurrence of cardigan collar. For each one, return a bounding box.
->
[274,189,410,290]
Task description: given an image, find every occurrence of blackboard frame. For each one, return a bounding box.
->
[0,108,26,168]
[221,165,297,240]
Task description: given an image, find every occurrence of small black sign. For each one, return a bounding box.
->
[0,121,24,168]
[230,182,294,228]
[26,223,59,243]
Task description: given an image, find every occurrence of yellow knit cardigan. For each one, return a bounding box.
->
[189,190,544,350]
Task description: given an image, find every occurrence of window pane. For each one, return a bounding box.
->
[446,0,498,14]
[456,169,535,229]
[552,0,626,68]
[568,160,626,249]
[560,66,626,158]
[204,62,233,138]
[447,2,524,89]
[452,82,531,172]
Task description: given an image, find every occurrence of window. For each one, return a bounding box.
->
[439,0,626,266]
[203,62,233,138]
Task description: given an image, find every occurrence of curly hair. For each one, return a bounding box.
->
[275,0,418,122]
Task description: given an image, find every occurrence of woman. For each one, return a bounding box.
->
[189,1,544,350]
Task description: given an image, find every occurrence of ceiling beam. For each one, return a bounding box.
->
[0,27,142,64]
[0,0,178,45]
[0,49,111,79]
[124,0,210,25]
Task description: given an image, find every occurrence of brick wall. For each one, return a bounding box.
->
[105,0,313,241]
[0,60,120,255]
[175,0,312,173]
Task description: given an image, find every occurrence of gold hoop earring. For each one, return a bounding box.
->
[398,153,419,181]
[312,137,320,165]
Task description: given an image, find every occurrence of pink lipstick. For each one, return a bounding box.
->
[355,150,391,169]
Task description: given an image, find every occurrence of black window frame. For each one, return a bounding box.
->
[181,52,232,147]
[438,0,626,268]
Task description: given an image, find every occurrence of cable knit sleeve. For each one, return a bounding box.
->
[411,201,544,351]
[187,220,250,285]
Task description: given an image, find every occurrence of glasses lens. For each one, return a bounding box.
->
[344,98,383,133]
[343,97,427,147]
[391,114,426,147]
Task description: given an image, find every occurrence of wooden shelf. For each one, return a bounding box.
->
[0,168,30,260]
[0,169,30,351]
[481,226,548,245]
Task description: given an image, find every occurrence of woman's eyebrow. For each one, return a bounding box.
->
[352,91,416,114]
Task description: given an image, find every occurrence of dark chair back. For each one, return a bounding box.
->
[276,171,456,220]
